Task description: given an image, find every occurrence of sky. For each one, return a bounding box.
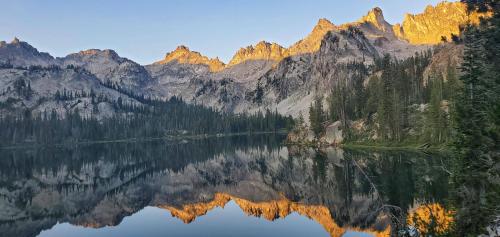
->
[0,0,447,64]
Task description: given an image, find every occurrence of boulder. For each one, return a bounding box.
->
[322,121,343,145]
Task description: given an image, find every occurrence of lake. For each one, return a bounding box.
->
[0,135,452,237]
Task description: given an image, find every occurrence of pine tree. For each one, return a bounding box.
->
[309,95,325,139]
[444,61,460,100]
[452,21,500,235]
[377,55,394,140]
[426,73,447,144]
[364,75,379,120]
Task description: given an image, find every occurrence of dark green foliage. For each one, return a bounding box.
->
[309,95,325,139]
[253,82,264,104]
[462,0,497,12]
[376,54,402,141]
[444,61,461,101]
[13,79,32,100]
[425,74,450,144]
[450,2,500,234]
[372,51,435,142]
[0,93,294,147]
[0,134,285,178]
[327,62,368,130]
[328,51,438,143]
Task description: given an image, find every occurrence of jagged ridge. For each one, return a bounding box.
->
[395,1,490,44]
[160,193,391,237]
[228,41,287,66]
[155,45,225,72]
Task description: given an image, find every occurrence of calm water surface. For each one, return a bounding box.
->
[0,135,451,237]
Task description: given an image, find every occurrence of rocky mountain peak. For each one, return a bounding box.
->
[0,38,56,67]
[396,1,490,44]
[358,7,388,29]
[156,45,225,72]
[353,7,394,36]
[5,37,40,51]
[11,37,21,44]
[76,49,120,60]
[60,48,151,89]
[224,1,482,69]
[61,49,126,67]
[314,18,336,33]
[4,37,34,50]
[255,41,271,49]
[228,41,287,66]
[79,48,114,55]
[287,18,336,56]
[171,45,188,53]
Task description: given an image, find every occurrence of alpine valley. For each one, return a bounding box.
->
[0,1,485,121]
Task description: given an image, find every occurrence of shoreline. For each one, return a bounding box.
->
[285,140,451,153]
[341,143,450,152]
[0,131,288,150]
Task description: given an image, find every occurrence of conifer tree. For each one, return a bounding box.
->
[452,14,500,234]
[426,73,447,144]
[309,95,325,139]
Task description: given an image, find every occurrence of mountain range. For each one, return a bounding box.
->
[0,1,488,119]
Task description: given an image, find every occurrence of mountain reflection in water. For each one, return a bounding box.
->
[0,135,451,237]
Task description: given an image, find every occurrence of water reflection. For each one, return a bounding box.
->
[0,135,451,237]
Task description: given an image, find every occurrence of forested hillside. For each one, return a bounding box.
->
[306,47,459,144]
[0,93,293,147]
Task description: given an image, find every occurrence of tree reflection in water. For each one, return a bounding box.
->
[0,135,451,237]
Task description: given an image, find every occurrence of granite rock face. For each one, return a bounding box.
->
[349,7,396,39]
[155,45,225,72]
[0,38,58,67]
[287,18,337,56]
[0,40,146,119]
[395,1,488,44]
[61,49,151,89]
[0,67,141,119]
[228,41,288,66]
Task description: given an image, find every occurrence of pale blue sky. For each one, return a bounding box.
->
[0,0,447,64]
